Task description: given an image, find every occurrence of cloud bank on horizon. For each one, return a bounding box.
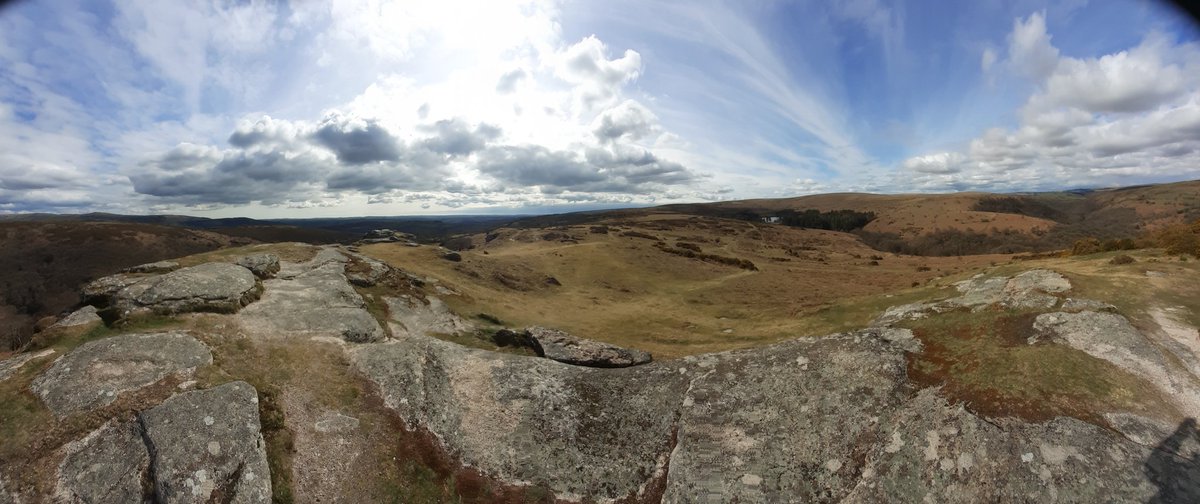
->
[0,0,1198,217]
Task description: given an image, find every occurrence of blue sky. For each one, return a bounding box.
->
[0,0,1198,217]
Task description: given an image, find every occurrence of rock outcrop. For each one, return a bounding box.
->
[122,260,180,274]
[238,247,384,342]
[360,229,417,244]
[141,381,271,503]
[526,326,653,367]
[874,269,1071,325]
[353,324,1177,502]
[236,254,281,279]
[386,295,472,339]
[47,305,102,330]
[84,263,262,319]
[31,332,212,417]
[56,419,150,503]
[55,381,270,503]
[344,253,395,287]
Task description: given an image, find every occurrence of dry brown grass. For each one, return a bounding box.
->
[710,192,1058,238]
[362,214,1003,358]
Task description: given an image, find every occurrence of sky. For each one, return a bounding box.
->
[1,0,1198,218]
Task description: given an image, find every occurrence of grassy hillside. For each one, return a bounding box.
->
[363,213,1004,358]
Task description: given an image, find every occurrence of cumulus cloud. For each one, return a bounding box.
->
[591,100,659,143]
[132,106,698,206]
[311,115,403,164]
[902,152,966,174]
[899,11,1200,191]
[418,119,501,155]
[1007,11,1059,80]
[556,36,643,112]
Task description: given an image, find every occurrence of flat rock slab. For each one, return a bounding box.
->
[0,349,54,382]
[119,262,261,316]
[526,326,652,367]
[56,419,150,503]
[31,332,212,418]
[386,295,472,339]
[141,381,271,503]
[239,250,383,342]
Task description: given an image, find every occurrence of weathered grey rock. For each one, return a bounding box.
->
[664,331,909,502]
[56,419,150,503]
[30,332,212,417]
[80,273,144,306]
[239,250,383,342]
[236,254,280,279]
[140,381,270,504]
[441,251,462,262]
[48,306,102,330]
[0,349,54,382]
[875,270,1071,325]
[1006,269,1072,294]
[353,334,688,502]
[1034,311,1175,392]
[526,326,653,367]
[1034,310,1200,416]
[838,390,1160,504]
[354,322,1179,503]
[122,260,180,274]
[386,295,472,339]
[116,262,261,316]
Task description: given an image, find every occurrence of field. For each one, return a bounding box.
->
[362,213,1007,358]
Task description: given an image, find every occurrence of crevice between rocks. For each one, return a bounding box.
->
[135,413,164,504]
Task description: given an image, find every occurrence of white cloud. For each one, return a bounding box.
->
[902,152,966,174]
[900,12,1200,191]
[1007,11,1060,80]
[555,36,643,113]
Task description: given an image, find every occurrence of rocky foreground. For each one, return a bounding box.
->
[1,245,1198,503]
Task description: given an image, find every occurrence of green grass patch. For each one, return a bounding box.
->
[899,307,1173,424]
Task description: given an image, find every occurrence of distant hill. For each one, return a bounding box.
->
[503,179,1200,256]
[0,221,248,350]
[0,213,529,244]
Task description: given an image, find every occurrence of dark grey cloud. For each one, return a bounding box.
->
[130,112,699,208]
[311,117,402,164]
[228,129,269,148]
[476,145,604,189]
[130,148,325,205]
[478,144,697,194]
[419,119,501,155]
